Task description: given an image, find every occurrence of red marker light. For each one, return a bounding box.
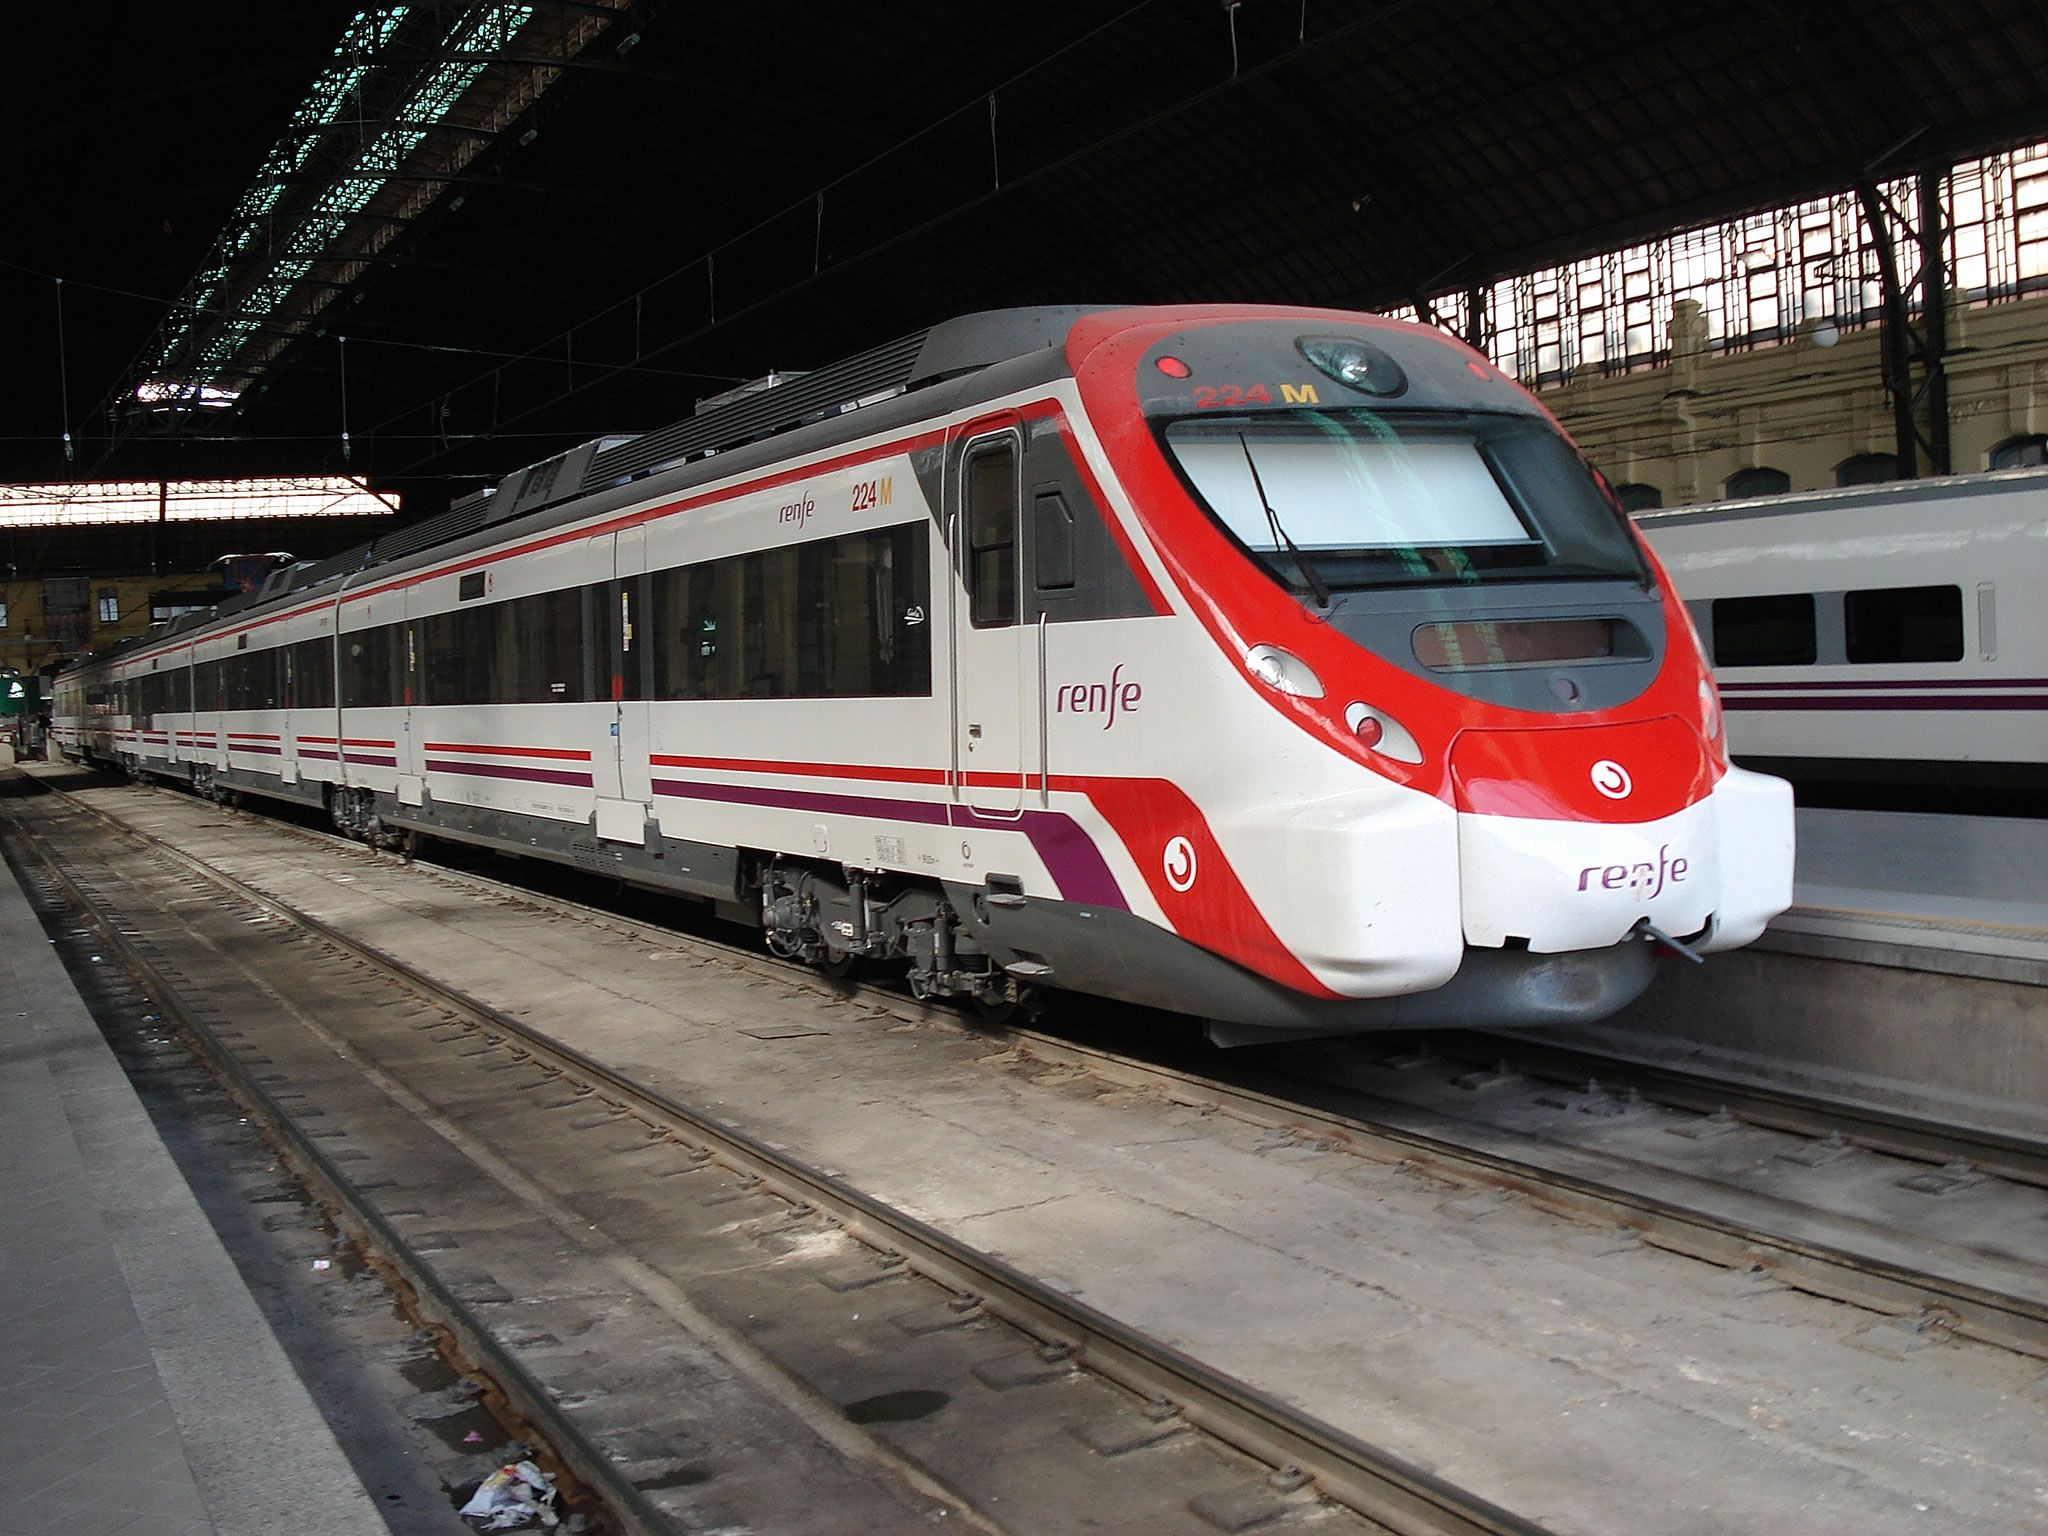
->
[1353,713,1384,748]
[1155,355,1192,378]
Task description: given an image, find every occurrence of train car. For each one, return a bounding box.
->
[1636,470,2048,802]
[54,305,1793,1042]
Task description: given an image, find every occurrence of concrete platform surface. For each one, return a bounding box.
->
[65,773,2045,1536]
[0,845,390,1536]
[1786,806,2048,964]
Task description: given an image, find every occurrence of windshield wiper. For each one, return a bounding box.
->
[1238,434,1332,609]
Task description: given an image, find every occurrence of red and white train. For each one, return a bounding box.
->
[53,305,1794,1042]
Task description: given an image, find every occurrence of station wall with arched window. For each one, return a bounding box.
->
[1988,434,2047,469]
[1724,466,1791,499]
[1834,452,1899,487]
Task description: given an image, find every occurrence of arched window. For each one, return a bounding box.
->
[1989,434,2048,470]
[1725,466,1791,499]
[1612,482,1663,512]
[1834,452,1899,487]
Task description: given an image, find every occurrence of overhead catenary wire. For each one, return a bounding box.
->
[53,277,73,467]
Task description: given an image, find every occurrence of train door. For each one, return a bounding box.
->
[591,527,651,844]
[950,420,1027,817]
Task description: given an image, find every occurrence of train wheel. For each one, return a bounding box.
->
[816,948,866,981]
[968,993,1021,1029]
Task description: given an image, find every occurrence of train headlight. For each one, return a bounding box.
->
[1243,644,1324,698]
[1297,335,1408,397]
[1699,677,1722,743]
[1345,701,1423,763]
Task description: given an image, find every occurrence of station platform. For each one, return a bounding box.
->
[0,845,388,1535]
[1564,803,2048,1144]
[1777,806,2048,979]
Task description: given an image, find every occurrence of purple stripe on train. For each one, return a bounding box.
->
[649,776,1128,909]
[426,759,596,788]
[1725,694,2047,711]
[1720,677,2047,693]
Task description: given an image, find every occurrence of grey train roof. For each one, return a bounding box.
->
[75,307,1112,672]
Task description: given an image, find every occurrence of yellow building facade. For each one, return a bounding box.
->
[0,572,224,681]
[1549,293,2048,504]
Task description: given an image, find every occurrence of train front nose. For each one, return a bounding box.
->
[1448,718,1724,952]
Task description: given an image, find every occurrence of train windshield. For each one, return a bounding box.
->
[1161,411,1649,592]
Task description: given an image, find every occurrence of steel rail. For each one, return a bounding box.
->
[37,770,2048,1360]
[1456,1031,2048,1189]
[4,776,1552,1536]
[0,804,671,1536]
[176,776,2045,1191]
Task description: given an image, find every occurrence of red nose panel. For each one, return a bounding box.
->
[1450,716,1714,824]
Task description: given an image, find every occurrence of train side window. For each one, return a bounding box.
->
[1710,593,1815,667]
[1845,585,1963,664]
[650,524,931,700]
[290,637,335,710]
[226,647,282,710]
[965,440,1019,628]
[1032,490,1076,591]
[503,588,586,702]
[341,625,401,708]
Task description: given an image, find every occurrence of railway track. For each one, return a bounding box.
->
[37,768,2048,1367]
[16,764,2048,1530]
[4,770,1549,1536]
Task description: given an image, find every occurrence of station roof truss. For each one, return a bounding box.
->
[6,0,2048,502]
[116,1,629,424]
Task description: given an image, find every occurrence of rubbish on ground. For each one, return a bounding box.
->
[310,1258,331,1271]
[464,1430,485,1444]
[458,1460,559,1530]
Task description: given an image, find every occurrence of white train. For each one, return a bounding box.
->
[1636,470,2048,801]
[54,305,1794,1042]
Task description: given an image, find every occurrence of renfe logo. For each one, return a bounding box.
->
[1578,844,1688,898]
[777,493,815,529]
[1056,663,1142,730]
[1589,759,1633,799]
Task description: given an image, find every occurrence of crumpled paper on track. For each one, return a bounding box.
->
[458,1459,559,1530]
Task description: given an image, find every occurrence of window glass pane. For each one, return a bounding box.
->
[503,589,586,703]
[1845,585,1963,663]
[587,581,626,701]
[1033,491,1076,589]
[1834,453,1898,487]
[1163,412,1646,591]
[1725,466,1791,499]
[966,443,1018,627]
[225,648,282,710]
[1612,482,1663,512]
[650,524,930,700]
[1710,593,1816,666]
[1989,434,2048,469]
[1174,429,1530,548]
[341,626,399,708]
[285,638,334,710]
